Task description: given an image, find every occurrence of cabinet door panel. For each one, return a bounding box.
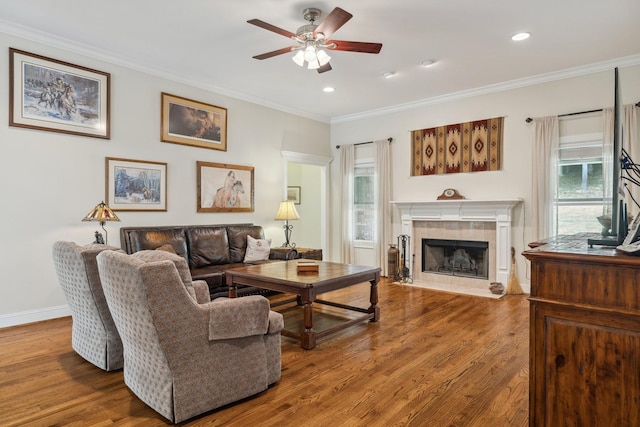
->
[545,316,640,426]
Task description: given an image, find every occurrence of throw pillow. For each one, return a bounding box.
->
[243,235,272,262]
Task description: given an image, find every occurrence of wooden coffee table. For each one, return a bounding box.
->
[226,260,381,349]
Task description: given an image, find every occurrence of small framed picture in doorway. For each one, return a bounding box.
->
[287,186,301,205]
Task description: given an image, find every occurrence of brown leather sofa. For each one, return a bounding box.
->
[120,223,295,299]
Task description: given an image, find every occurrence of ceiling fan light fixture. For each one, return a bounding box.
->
[249,7,382,73]
[307,58,321,70]
[292,50,305,66]
[304,45,317,62]
[316,49,331,66]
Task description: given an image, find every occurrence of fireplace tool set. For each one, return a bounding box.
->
[397,234,412,283]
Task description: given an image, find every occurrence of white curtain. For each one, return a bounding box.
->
[603,104,639,219]
[340,144,355,263]
[531,116,559,240]
[624,104,640,218]
[374,139,391,276]
[602,107,614,218]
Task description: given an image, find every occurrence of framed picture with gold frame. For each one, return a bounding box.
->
[197,161,254,212]
[161,92,227,151]
[9,48,110,139]
[105,157,167,211]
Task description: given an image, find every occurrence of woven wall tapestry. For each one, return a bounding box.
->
[411,117,503,176]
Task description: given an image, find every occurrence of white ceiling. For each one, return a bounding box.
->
[2,0,640,123]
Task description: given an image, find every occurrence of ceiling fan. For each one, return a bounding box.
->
[248,7,382,73]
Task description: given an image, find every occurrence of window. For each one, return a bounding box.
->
[354,164,374,242]
[555,127,605,235]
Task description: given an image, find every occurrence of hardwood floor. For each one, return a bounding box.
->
[0,279,529,426]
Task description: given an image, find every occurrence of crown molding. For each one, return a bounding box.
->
[331,54,640,124]
[0,19,331,124]
[2,18,637,126]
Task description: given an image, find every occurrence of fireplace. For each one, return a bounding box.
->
[391,198,522,294]
[423,238,489,279]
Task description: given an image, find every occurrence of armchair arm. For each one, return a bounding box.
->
[267,310,284,334]
[192,280,211,304]
[208,295,270,341]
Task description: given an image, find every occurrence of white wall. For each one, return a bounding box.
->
[0,32,330,326]
[329,65,640,289]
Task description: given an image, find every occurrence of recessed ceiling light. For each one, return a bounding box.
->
[421,60,437,67]
[511,32,531,41]
[382,71,396,79]
[323,86,335,93]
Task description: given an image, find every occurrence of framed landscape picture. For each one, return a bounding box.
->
[106,157,167,211]
[197,161,254,212]
[161,93,227,151]
[9,48,110,139]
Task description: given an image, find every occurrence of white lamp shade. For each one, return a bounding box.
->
[292,50,305,66]
[307,59,320,70]
[303,45,317,63]
[274,200,300,221]
[316,49,331,66]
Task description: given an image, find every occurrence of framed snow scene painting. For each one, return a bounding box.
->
[9,48,110,139]
[106,158,167,212]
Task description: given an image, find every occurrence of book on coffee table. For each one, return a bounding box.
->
[297,260,319,273]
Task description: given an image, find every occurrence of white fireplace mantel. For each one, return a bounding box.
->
[391,198,523,286]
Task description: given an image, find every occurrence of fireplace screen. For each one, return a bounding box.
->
[422,238,489,279]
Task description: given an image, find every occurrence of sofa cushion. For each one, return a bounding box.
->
[227,225,265,263]
[126,228,188,263]
[187,227,230,268]
[244,235,272,262]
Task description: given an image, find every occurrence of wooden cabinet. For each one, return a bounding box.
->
[523,235,640,426]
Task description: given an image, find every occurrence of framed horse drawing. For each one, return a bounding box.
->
[197,161,254,212]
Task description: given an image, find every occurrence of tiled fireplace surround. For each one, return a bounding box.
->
[391,199,522,294]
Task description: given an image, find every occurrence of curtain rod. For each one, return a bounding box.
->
[525,101,640,123]
[336,137,393,150]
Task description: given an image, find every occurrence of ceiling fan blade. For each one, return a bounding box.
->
[314,7,352,39]
[317,63,332,73]
[327,40,383,54]
[252,46,295,60]
[247,19,296,38]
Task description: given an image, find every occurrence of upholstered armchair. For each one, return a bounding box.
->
[96,250,283,423]
[51,241,124,371]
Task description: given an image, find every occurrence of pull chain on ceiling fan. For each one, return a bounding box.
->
[248,7,383,73]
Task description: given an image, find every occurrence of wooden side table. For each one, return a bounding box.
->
[295,247,323,260]
[269,247,323,261]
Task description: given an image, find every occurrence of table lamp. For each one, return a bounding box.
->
[274,200,300,247]
[82,201,120,244]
